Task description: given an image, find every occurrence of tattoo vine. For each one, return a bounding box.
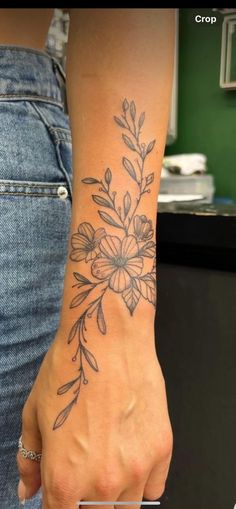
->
[53,98,157,430]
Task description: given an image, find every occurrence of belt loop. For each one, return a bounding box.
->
[51,56,68,113]
[51,56,66,84]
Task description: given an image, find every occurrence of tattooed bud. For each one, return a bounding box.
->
[130,100,136,120]
[105,168,112,184]
[72,355,77,362]
[123,98,129,112]
[83,379,88,385]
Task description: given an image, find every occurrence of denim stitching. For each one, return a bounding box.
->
[0,191,69,198]
[0,95,63,108]
[49,127,72,143]
[0,180,68,187]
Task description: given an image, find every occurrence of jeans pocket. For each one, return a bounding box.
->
[28,102,73,197]
[0,178,71,349]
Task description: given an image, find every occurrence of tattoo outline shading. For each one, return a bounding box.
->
[53,99,157,430]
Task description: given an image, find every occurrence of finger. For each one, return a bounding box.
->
[16,400,42,501]
[115,485,144,509]
[143,453,172,501]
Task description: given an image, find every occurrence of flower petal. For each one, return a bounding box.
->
[121,235,138,259]
[99,235,121,258]
[133,215,141,234]
[70,249,87,262]
[86,248,99,262]
[141,215,148,222]
[109,268,131,292]
[78,223,95,241]
[71,233,91,250]
[94,228,106,244]
[91,256,116,280]
[125,257,143,277]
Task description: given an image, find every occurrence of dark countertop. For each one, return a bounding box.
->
[157,202,236,271]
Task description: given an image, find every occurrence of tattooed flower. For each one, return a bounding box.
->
[91,235,143,292]
[133,215,154,241]
[70,222,106,262]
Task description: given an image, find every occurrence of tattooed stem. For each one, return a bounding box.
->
[100,179,128,234]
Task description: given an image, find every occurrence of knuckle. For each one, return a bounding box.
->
[48,478,71,502]
[95,472,120,495]
[44,469,75,501]
[129,458,147,482]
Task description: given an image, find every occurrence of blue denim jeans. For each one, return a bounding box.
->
[0,46,72,508]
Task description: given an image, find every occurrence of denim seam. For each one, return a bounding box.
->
[0,181,69,188]
[0,191,69,198]
[0,95,63,108]
[49,129,72,143]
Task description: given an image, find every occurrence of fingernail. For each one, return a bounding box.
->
[18,478,26,504]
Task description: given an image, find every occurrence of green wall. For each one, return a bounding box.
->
[165,8,236,201]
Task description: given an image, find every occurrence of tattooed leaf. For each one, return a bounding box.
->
[82,178,100,184]
[130,100,136,120]
[105,168,112,184]
[73,272,92,287]
[135,274,156,306]
[70,289,92,309]
[97,301,106,334]
[139,241,156,258]
[53,399,76,430]
[98,211,123,229]
[123,98,129,112]
[82,346,99,372]
[57,376,81,395]
[92,195,113,209]
[122,280,140,316]
[113,116,127,128]
[138,111,145,129]
[146,172,154,185]
[122,134,136,151]
[123,191,131,217]
[146,140,156,155]
[67,319,80,344]
[122,157,137,182]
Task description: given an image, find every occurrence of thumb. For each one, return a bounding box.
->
[16,399,42,502]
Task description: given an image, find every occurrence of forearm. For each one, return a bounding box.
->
[51,8,175,428]
[59,7,174,331]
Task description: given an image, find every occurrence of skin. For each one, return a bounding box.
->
[1,8,175,509]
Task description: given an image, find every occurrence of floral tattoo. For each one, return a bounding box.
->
[53,99,157,430]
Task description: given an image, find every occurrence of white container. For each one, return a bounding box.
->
[159,175,215,203]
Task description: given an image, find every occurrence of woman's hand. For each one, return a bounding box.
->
[16,330,173,509]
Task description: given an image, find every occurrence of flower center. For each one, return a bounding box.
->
[114,256,126,268]
[86,240,95,252]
